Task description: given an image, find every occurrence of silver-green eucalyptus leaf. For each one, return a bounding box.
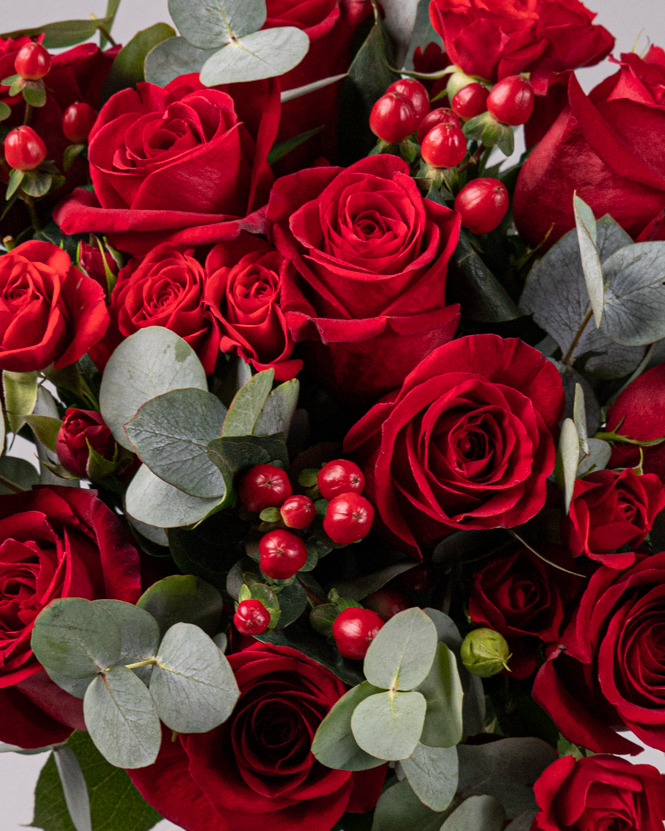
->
[200,27,309,85]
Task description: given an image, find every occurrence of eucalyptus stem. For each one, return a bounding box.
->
[562,308,593,366]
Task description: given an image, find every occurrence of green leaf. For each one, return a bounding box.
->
[84,667,161,769]
[416,642,464,748]
[404,0,438,70]
[63,144,85,173]
[312,682,386,771]
[351,690,426,761]
[22,81,47,108]
[402,743,458,811]
[169,0,267,50]
[200,27,310,85]
[248,582,281,627]
[6,168,24,200]
[137,575,224,638]
[334,561,415,601]
[254,378,299,436]
[23,415,62,453]
[267,126,324,165]
[31,599,121,680]
[43,669,95,702]
[222,369,274,437]
[125,463,222,528]
[0,456,39,494]
[22,169,53,198]
[125,387,227,498]
[144,36,217,86]
[149,622,240,733]
[52,746,92,831]
[364,607,438,691]
[558,418,579,514]
[371,778,438,831]
[573,194,603,328]
[3,370,38,434]
[274,580,308,628]
[101,23,176,101]
[31,731,161,831]
[440,796,506,831]
[578,437,611,476]
[99,327,208,451]
[0,101,11,121]
[1,20,104,49]
[572,383,589,458]
[85,445,117,481]
[94,600,160,685]
[207,434,289,477]
[280,74,347,104]
[310,603,340,637]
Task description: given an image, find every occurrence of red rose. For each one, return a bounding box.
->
[533,754,665,831]
[0,240,109,372]
[56,409,120,479]
[515,50,665,249]
[54,75,280,256]
[344,334,565,556]
[468,545,582,678]
[562,468,665,568]
[429,0,613,86]
[129,643,385,831]
[90,243,220,374]
[0,486,142,749]
[205,235,301,380]
[268,155,461,403]
[533,551,665,754]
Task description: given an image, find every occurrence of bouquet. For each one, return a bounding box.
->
[1,1,665,830]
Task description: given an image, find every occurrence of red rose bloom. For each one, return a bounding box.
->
[344,335,565,556]
[0,240,109,372]
[56,409,119,479]
[515,49,665,249]
[268,155,461,403]
[533,551,665,754]
[54,75,280,255]
[562,468,665,568]
[129,643,385,831]
[469,545,582,678]
[0,487,142,749]
[205,235,301,380]
[533,754,665,831]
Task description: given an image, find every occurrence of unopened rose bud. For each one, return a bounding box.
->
[461,628,511,677]
[56,408,119,479]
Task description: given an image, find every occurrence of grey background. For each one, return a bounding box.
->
[1,1,665,828]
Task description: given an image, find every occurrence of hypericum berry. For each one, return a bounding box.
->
[3,126,46,171]
[62,102,97,143]
[239,464,292,513]
[333,608,384,660]
[386,78,430,124]
[421,123,467,168]
[317,459,365,501]
[417,107,460,145]
[14,42,51,81]
[234,598,270,635]
[454,178,509,234]
[280,494,316,529]
[486,75,534,126]
[369,92,419,144]
[323,492,374,545]
[452,83,489,121]
[259,528,308,580]
[364,588,410,621]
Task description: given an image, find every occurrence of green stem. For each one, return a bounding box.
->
[97,24,117,46]
[0,474,26,493]
[25,196,41,231]
[124,658,156,670]
[562,308,593,366]
[22,103,32,126]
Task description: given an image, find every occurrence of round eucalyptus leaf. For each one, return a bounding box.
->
[137,575,224,637]
[441,795,506,831]
[221,369,274,438]
[401,743,458,811]
[44,668,95,700]
[351,690,426,761]
[144,36,217,86]
[417,642,464,748]
[94,600,160,684]
[169,0,267,50]
[364,607,438,691]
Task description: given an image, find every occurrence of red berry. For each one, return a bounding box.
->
[452,83,489,121]
[333,608,384,660]
[487,76,534,126]
[62,102,97,143]
[369,92,419,144]
[280,494,316,529]
[417,107,460,145]
[323,493,374,545]
[3,126,46,171]
[387,78,430,124]
[239,464,292,513]
[364,588,410,621]
[454,178,509,234]
[234,599,270,635]
[421,123,467,168]
[14,42,51,81]
[317,459,365,501]
[259,529,308,580]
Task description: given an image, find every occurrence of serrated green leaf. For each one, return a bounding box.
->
[401,743,458,811]
[351,690,426,761]
[169,0,267,50]
[137,575,224,638]
[573,194,603,328]
[416,642,463,748]
[364,607,438,691]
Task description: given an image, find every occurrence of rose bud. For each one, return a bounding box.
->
[461,628,512,677]
[56,408,119,479]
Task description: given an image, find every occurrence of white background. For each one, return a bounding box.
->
[1,0,665,829]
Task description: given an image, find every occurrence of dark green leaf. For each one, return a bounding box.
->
[0,456,39,495]
[137,574,224,637]
[101,23,175,102]
[169,511,250,589]
[275,580,308,627]
[21,169,53,198]
[268,127,324,165]
[351,690,426,760]
[6,168,25,200]
[207,434,289,482]
[334,561,415,601]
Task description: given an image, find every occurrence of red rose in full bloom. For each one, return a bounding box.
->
[344,335,565,556]
[562,468,665,568]
[205,235,301,380]
[515,49,665,249]
[129,643,385,831]
[268,155,461,403]
[469,545,582,678]
[0,487,142,749]
[533,551,665,754]
[533,754,665,831]
[0,240,109,372]
[54,75,280,255]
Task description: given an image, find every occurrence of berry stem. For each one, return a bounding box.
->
[22,103,32,127]
[457,144,486,173]
[25,195,41,231]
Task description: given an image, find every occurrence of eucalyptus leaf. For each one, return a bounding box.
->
[84,667,161,769]
[100,327,208,451]
[94,600,160,685]
[371,778,438,831]
[402,743,458,812]
[364,607,438,691]
[577,438,611,476]
[150,622,240,733]
[144,36,216,86]
[208,434,288,478]
[53,746,92,831]
[280,73,347,103]
[169,0,267,50]
[405,0,439,70]
[254,378,299,437]
[440,795,506,831]
[101,23,175,101]
[506,810,539,831]
[137,575,224,637]
[351,690,426,761]
[125,463,221,528]
[222,369,274,436]
[379,0,420,68]
[200,27,310,86]
[572,383,589,457]
[416,642,464,748]
[559,418,579,514]
[44,669,95,701]
[573,194,603,328]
